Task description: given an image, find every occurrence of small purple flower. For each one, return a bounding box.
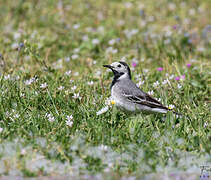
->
[132,62,137,67]
[116,38,121,42]
[157,67,163,71]
[173,25,177,30]
[139,9,145,17]
[181,75,185,80]
[175,76,180,81]
[186,63,191,68]
[18,42,24,51]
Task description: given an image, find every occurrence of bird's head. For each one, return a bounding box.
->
[103,61,131,79]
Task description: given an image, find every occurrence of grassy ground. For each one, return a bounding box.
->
[0,0,210,179]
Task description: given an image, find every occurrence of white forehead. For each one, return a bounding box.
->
[111,62,121,67]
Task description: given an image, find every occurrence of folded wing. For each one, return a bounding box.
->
[119,80,169,110]
[123,93,169,110]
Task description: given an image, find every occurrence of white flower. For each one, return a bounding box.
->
[25,77,36,86]
[96,106,109,115]
[74,48,80,53]
[197,47,205,52]
[15,75,20,80]
[11,43,19,49]
[105,97,115,106]
[189,9,195,16]
[153,81,160,87]
[0,127,3,133]
[168,3,176,11]
[97,12,104,20]
[87,81,94,85]
[65,70,71,76]
[140,21,146,27]
[65,57,70,62]
[73,24,80,29]
[14,113,20,119]
[97,26,104,33]
[93,60,97,64]
[71,54,79,60]
[92,38,100,45]
[143,69,149,73]
[168,104,175,109]
[108,39,116,45]
[131,29,139,34]
[4,74,11,80]
[66,115,73,121]
[95,70,101,77]
[66,115,73,127]
[25,79,33,85]
[136,80,145,87]
[46,113,55,122]
[74,72,79,76]
[66,120,73,127]
[86,27,93,32]
[99,144,108,151]
[65,90,69,95]
[204,122,208,128]
[169,74,175,79]
[190,58,197,62]
[20,92,25,97]
[70,80,74,83]
[184,18,190,25]
[177,84,182,89]
[124,29,138,38]
[140,58,145,62]
[72,93,82,100]
[165,30,172,37]
[135,74,141,80]
[13,32,21,40]
[82,35,89,41]
[162,79,168,85]
[58,86,64,91]
[106,47,118,54]
[120,56,126,62]
[71,85,77,91]
[147,90,154,96]
[118,20,125,26]
[21,149,26,155]
[164,39,171,44]
[40,82,48,89]
[124,2,132,8]
[148,16,155,22]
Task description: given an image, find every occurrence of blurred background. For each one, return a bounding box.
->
[0,0,210,73]
[0,0,210,179]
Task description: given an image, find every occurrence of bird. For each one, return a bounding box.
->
[103,61,182,116]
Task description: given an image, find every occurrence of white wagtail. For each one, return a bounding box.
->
[103,61,182,116]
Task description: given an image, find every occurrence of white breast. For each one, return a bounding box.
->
[111,86,136,112]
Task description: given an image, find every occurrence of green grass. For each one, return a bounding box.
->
[0,0,210,179]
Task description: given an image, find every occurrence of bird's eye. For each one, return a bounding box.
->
[117,64,121,68]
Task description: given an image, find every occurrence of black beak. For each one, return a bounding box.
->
[103,64,119,76]
[103,65,113,69]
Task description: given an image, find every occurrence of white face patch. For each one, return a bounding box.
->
[110,62,128,74]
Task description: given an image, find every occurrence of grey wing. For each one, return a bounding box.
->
[119,80,169,110]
